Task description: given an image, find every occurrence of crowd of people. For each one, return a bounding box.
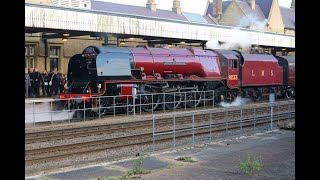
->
[25,68,67,98]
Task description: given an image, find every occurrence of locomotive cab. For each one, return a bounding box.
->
[275,56,295,98]
[66,46,136,95]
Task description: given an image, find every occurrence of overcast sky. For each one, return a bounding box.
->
[96,0,292,14]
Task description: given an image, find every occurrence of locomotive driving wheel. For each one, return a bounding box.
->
[214,92,222,105]
[285,91,292,99]
[225,91,237,102]
[253,88,262,101]
[140,93,161,112]
[185,90,202,108]
[164,92,182,110]
[125,100,136,113]
[94,99,108,116]
[74,103,84,119]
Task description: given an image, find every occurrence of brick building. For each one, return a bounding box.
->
[206,0,295,35]
[25,0,295,73]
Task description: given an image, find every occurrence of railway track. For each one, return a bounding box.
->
[25,113,294,166]
[25,101,295,166]
[26,97,293,126]
[25,100,294,144]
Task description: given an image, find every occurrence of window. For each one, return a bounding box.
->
[233,59,237,69]
[230,59,238,69]
[50,46,60,71]
[221,58,227,66]
[25,44,36,68]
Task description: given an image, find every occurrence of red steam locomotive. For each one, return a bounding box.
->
[59,46,295,116]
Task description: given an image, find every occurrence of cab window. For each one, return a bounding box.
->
[230,59,238,69]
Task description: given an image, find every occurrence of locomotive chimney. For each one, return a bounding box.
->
[291,0,295,10]
[172,0,182,14]
[146,0,157,11]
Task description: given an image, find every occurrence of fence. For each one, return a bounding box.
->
[152,99,295,152]
[25,90,215,125]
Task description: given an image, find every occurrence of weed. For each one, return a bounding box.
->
[176,157,196,163]
[105,156,150,180]
[132,156,145,174]
[239,154,263,175]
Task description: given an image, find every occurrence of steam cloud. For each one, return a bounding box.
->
[206,27,253,50]
[239,13,268,31]
[25,101,75,123]
[219,96,251,107]
[206,11,267,50]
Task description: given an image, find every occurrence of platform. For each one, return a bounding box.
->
[25,128,295,180]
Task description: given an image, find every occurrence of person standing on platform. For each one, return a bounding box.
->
[48,70,54,96]
[51,71,60,96]
[28,68,34,98]
[42,70,50,97]
[25,68,31,98]
[32,68,42,98]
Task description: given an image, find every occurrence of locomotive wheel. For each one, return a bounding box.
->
[253,89,262,101]
[241,90,247,98]
[285,91,292,99]
[214,93,221,105]
[225,92,237,102]
[141,94,161,112]
[94,100,108,116]
[185,91,202,108]
[74,104,84,119]
[254,95,261,101]
[164,93,182,110]
[125,100,136,113]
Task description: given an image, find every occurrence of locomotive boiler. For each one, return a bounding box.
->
[59,45,295,116]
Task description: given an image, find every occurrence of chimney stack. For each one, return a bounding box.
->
[291,0,295,10]
[146,0,156,11]
[212,0,217,17]
[217,0,222,19]
[248,0,255,10]
[172,0,182,14]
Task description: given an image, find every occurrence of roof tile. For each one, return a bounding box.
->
[236,1,266,22]
[280,7,295,29]
[91,0,216,24]
[255,0,273,18]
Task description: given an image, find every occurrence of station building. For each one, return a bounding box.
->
[25,0,295,74]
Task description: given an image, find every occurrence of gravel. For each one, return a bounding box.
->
[25,99,295,176]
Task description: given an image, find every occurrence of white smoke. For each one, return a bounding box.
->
[25,101,75,123]
[206,27,253,50]
[219,96,251,107]
[206,12,267,50]
[239,13,268,31]
[206,39,220,49]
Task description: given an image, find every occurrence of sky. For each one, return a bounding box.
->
[95,0,292,14]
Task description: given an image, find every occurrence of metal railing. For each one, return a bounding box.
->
[152,100,295,152]
[25,90,215,125]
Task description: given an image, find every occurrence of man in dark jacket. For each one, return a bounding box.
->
[42,70,50,97]
[51,71,60,96]
[48,70,54,96]
[32,68,42,98]
[28,68,34,98]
